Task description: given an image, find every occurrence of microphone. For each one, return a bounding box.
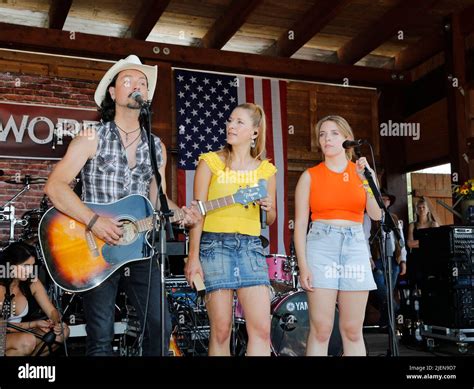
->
[130,91,148,107]
[260,206,266,229]
[342,139,368,149]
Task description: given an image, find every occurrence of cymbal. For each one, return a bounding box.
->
[4,176,47,185]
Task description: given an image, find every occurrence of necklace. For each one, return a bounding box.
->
[116,123,141,142]
[121,132,141,150]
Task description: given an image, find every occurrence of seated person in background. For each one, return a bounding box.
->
[0,242,69,356]
[369,191,407,328]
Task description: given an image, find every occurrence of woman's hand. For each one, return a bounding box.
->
[257,197,273,212]
[184,256,205,289]
[355,157,375,182]
[299,267,314,292]
[30,320,52,331]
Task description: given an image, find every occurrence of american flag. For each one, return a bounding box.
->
[175,69,289,254]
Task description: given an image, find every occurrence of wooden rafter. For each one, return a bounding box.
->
[200,0,263,49]
[394,31,444,70]
[337,0,437,65]
[266,0,350,58]
[129,0,171,40]
[48,0,73,30]
[0,22,409,86]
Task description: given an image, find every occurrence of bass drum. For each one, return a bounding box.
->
[270,290,343,356]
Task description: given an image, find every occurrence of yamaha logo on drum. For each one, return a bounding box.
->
[286,301,308,311]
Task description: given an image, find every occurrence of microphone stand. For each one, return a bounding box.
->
[354,145,401,356]
[7,323,57,356]
[139,101,174,357]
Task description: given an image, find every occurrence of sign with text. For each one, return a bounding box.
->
[0,102,99,160]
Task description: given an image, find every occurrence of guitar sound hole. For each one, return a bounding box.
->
[119,220,138,245]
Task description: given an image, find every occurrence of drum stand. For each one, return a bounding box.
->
[0,180,31,242]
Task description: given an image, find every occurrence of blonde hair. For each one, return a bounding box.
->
[222,103,266,167]
[415,198,436,224]
[314,115,355,160]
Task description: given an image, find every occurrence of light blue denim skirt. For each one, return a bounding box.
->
[306,221,376,291]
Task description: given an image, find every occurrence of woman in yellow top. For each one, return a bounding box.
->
[185,103,277,356]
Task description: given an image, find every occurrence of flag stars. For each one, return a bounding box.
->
[203,78,210,85]
[212,119,218,126]
[191,109,198,116]
[204,111,211,117]
[177,75,184,82]
[212,135,219,143]
[205,143,213,150]
[198,118,205,125]
[184,84,190,91]
[216,80,222,86]
[192,142,199,149]
[185,134,192,141]
[210,87,216,93]
[223,104,230,110]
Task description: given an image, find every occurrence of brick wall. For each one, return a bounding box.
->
[0,71,97,245]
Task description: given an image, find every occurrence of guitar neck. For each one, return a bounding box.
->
[136,195,236,231]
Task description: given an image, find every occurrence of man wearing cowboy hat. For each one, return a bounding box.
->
[369,190,407,329]
[45,55,200,356]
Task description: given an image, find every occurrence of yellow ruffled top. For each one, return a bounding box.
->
[198,151,277,236]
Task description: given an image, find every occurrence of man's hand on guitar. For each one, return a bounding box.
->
[91,217,123,245]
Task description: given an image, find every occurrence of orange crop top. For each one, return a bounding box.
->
[308,161,366,223]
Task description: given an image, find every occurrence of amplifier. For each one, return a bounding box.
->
[417,226,474,261]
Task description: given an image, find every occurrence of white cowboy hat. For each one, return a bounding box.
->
[94,54,157,107]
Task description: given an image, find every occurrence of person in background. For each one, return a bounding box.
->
[370,191,407,329]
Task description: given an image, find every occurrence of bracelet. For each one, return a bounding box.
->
[361,180,374,198]
[87,214,100,231]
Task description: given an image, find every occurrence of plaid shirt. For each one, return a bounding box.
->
[81,121,163,204]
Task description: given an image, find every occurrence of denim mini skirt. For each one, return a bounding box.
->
[199,232,270,293]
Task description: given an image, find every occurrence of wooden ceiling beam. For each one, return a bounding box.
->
[394,30,444,70]
[129,0,171,40]
[0,22,410,86]
[266,0,350,57]
[201,0,263,49]
[48,0,73,30]
[337,0,438,65]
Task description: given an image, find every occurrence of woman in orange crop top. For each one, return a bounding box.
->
[294,115,382,356]
[184,103,277,356]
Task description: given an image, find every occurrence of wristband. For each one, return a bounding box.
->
[87,214,100,231]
